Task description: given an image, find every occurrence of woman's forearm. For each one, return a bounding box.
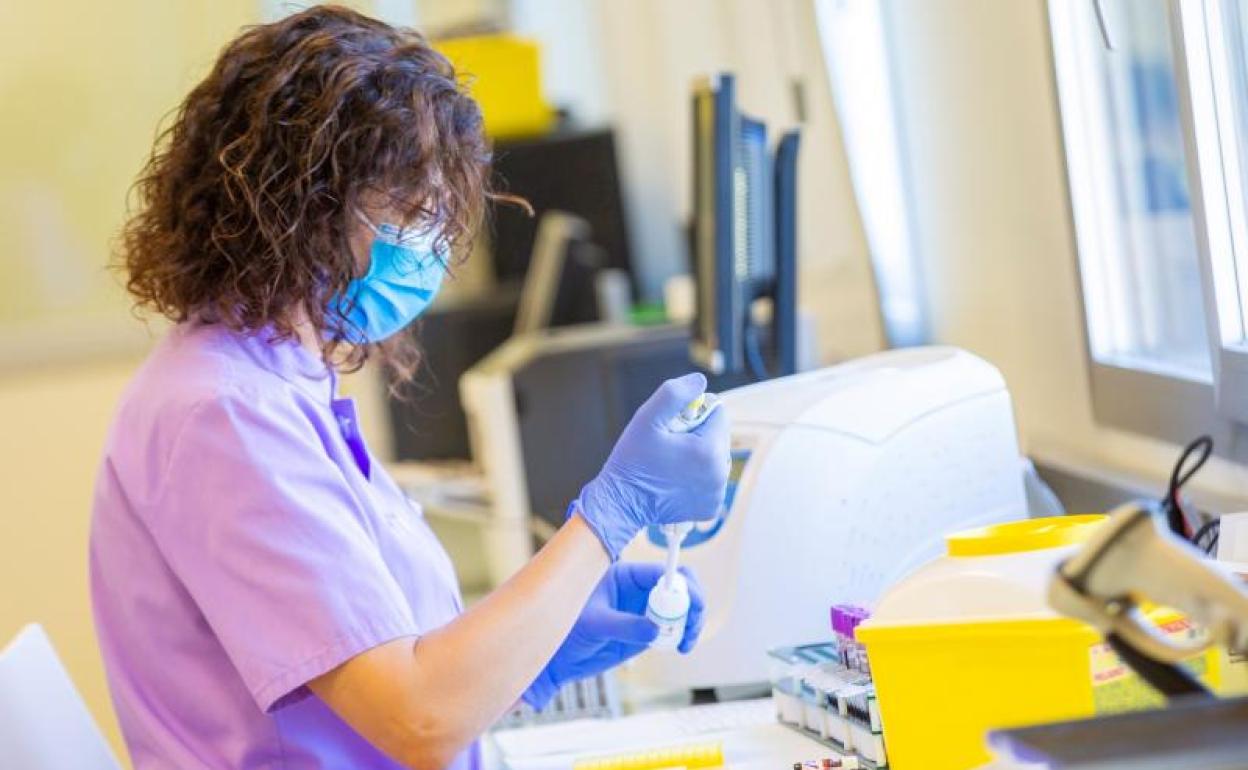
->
[414,513,609,729]
[310,513,610,770]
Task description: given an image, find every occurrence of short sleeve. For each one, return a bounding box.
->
[147,388,420,712]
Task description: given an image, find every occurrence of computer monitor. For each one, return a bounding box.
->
[491,129,633,291]
[689,74,799,378]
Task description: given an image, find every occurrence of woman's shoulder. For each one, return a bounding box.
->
[109,323,332,457]
[133,324,284,401]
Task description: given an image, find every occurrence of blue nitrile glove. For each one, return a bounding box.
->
[573,372,731,561]
[523,562,706,709]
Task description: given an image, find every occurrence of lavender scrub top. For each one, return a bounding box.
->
[89,322,477,770]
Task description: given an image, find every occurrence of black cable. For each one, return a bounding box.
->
[1162,435,1213,538]
[742,314,772,382]
[1193,518,1221,556]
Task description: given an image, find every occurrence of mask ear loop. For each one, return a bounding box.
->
[354,202,451,271]
[353,205,445,277]
[351,206,415,273]
[353,206,431,248]
[351,207,383,237]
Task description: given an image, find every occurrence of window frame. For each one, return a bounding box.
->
[1172,0,1248,423]
[1047,0,1231,449]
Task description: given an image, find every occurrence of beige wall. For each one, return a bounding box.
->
[0,359,143,759]
[0,1,258,364]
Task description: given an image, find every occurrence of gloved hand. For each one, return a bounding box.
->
[522,562,706,709]
[574,372,730,561]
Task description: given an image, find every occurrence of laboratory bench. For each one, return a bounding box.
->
[483,692,1033,770]
[485,695,858,770]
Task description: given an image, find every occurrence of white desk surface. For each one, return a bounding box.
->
[487,698,839,770]
[485,696,1034,770]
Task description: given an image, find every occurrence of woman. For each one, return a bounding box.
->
[89,6,729,770]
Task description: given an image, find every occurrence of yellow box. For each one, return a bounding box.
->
[860,607,1227,770]
[856,516,1229,770]
[435,34,555,139]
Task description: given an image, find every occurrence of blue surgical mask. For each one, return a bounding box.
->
[333,215,447,344]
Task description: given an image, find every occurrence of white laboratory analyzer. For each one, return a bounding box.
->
[623,346,1028,691]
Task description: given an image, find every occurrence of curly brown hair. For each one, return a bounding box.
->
[120,4,493,379]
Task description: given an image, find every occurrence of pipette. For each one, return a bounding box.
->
[662,522,694,583]
[646,392,721,650]
[661,392,721,582]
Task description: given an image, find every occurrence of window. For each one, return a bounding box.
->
[1046,0,1248,445]
[1052,0,1210,380]
[1175,0,1248,420]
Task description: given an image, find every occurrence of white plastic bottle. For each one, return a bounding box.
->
[645,571,691,650]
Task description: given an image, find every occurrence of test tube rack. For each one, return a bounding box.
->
[767,642,888,769]
[494,671,621,729]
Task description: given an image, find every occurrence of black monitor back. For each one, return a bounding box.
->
[491,129,633,289]
[388,288,519,461]
[388,240,605,462]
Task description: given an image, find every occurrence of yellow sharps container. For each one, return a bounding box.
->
[856,515,1224,770]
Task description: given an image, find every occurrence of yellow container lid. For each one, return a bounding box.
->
[946,514,1107,557]
[854,614,1099,644]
